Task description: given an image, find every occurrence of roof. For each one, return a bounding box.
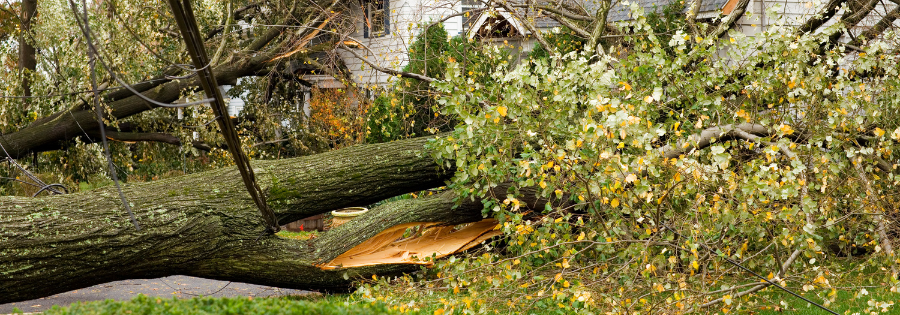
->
[467,0,732,39]
[598,0,730,22]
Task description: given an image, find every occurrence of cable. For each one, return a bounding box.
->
[0,155,70,196]
[63,1,214,109]
[166,0,280,233]
[661,224,838,315]
[68,0,140,231]
[32,183,69,197]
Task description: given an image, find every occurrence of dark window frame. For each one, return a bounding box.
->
[364,0,390,38]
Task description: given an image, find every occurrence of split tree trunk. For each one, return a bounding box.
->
[0,135,491,303]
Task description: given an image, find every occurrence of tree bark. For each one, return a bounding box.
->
[0,58,263,159]
[18,0,37,108]
[0,135,473,303]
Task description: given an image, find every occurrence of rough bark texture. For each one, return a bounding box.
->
[18,0,36,108]
[0,135,473,303]
[0,62,256,159]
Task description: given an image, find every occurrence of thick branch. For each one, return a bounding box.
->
[658,123,773,159]
[795,0,846,35]
[707,0,751,39]
[847,6,900,47]
[685,0,703,37]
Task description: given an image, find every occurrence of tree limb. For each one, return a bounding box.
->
[795,0,846,35]
[707,0,751,40]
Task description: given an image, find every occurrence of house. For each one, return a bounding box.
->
[301,0,481,90]
[299,0,895,98]
[464,0,896,51]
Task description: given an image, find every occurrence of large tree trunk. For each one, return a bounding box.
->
[0,135,492,303]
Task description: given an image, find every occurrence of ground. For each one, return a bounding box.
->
[0,276,310,314]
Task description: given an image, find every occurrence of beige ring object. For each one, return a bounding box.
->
[330,207,369,228]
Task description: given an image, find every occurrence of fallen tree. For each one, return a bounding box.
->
[0,135,508,303]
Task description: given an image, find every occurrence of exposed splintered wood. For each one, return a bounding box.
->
[319,219,501,270]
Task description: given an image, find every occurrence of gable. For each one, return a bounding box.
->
[467,10,532,39]
[474,15,525,38]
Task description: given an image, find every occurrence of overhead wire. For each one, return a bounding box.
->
[67,0,140,231]
[56,2,216,109]
[661,224,838,315]
[0,154,68,197]
[165,0,280,233]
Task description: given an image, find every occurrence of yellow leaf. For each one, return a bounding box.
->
[434,309,445,315]
[563,280,570,288]
[497,106,508,117]
[610,198,620,208]
[874,127,885,137]
[779,124,795,135]
[643,95,653,103]
[619,81,632,91]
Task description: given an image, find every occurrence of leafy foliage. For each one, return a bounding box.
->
[366,24,505,143]
[528,28,586,61]
[366,24,450,143]
[308,87,369,149]
[415,6,900,314]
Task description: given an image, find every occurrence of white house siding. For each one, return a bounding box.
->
[731,0,897,38]
[708,0,898,65]
[335,0,466,89]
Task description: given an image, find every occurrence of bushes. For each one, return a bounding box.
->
[365,24,449,143]
[365,24,505,143]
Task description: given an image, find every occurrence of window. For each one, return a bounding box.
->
[365,0,389,38]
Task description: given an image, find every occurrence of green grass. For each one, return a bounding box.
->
[740,286,898,315]
[16,294,401,315]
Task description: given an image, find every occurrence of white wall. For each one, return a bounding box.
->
[337,0,465,88]
[731,0,898,38]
